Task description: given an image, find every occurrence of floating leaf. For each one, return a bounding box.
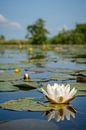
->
[77,74,86,83]
[23,78,46,82]
[48,69,76,75]
[0,82,19,92]
[70,83,86,96]
[48,73,75,81]
[0,72,22,82]
[0,97,50,111]
[13,81,39,90]
[76,58,86,64]
[0,63,19,70]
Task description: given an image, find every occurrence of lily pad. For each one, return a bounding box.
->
[0,82,19,92]
[49,69,76,75]
[0,97,50,111]
[70,83,86,96]
[77,74,86,83]
[48,73,75,81]
[76,58,86,64]
[13,81,39,90]
[23,78,46,82]
[0,72,22,82]
[0,63,18,70]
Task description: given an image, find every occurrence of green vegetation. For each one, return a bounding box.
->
[0,35,5,40]
[0,18,86,45]
[50,23,86,44]
[26,18,49,44]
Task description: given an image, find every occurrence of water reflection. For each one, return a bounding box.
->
[43,104,76,122]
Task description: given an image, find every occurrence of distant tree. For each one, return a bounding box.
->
[0,35,5,40]
[26,18,49,44]
[75,23,86,42]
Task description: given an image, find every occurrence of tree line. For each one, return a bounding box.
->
[0,18,86,44]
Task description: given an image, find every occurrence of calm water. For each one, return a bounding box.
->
[0,44,86,130]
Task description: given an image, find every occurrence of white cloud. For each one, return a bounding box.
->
[0,14,7,23]
[0,14,22,30]
[10,22,22,29]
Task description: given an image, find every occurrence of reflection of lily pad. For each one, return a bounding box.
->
[0,82,19,92]
[0,98,50,111]
[0,73,22,82]
[0,119,57,130]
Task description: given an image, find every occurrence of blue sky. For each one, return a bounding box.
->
[0,0,86,39]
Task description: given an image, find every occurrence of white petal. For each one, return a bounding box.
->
[48,111,55,121]
[47,85,53,95]
[56,115,61,122]
[66,112,70,120]
[68,88,77,99]
[71,112,75,118]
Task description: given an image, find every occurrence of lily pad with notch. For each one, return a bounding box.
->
[0,97,50,111]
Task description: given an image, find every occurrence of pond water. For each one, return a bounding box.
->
[0,44,86,130]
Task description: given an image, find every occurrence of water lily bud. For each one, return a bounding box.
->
[15,68,21,73]
[28,48,33,54]
[24,73,30,79]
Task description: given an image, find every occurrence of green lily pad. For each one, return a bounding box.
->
[0,72,22,82]
[0,97,50,111]
[49,69,76,75]
[77,74,86,83]
[76,58,86,64]
[0,63,18,70]
[23,78,46,82]
[70,83,86,96]
[13,81,39,90]
[48,73,75,81]
[0,82,19,92]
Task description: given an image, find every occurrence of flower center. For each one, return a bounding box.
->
[58,96,64,103]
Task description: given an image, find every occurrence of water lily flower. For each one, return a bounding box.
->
[41,84,77,104]
[24,73,30,79]
[28,48,33,54]
[44,104,76,122]
[15,68,21,73]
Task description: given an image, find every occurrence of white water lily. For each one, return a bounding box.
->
[41,83,77,104]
